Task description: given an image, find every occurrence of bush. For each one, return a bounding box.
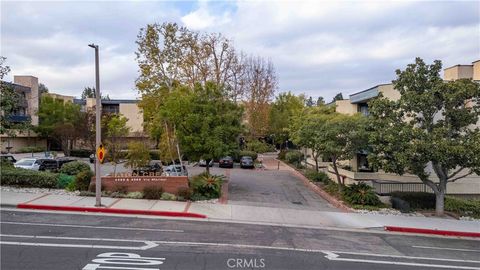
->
[304,169,330,183]
[390,192,435,210]
[161,192,177,201]
[69,149,94,158]
[445,197,480,219]
[16,145,46,153]
[391,197,411,213]
[143,186,163,200]
[177,187,192,201]
[75,170,94,191]
[246,140,275,153]
[113,184,128,194]
[342,182,381,206]
[238,150,257,161]
[285,151,304,165]
[278,149,288,160]
[126,192,144,199]
[190,173,224,200]
[59,161,91,176]
[149,150,160,160]
[1,167,58,188]
[57,174,75,189]
[323,180,341,197]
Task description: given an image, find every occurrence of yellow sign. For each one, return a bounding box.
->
[97,144,106,164]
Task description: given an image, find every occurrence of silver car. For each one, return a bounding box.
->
[14,158,41,171]
[164,165,188,176]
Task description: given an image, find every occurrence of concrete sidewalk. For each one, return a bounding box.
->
[1,190,479,236]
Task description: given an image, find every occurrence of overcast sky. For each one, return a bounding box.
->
[1,0,479,101]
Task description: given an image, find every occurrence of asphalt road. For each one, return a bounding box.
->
[1,209,479,270]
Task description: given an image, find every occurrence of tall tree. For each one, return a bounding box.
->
[269,92,305,148]
[332,93,343,102]
[81,87,95,99]
[161,82,243,174]
[105,114,130,174]
[316,96,325,106]
[368,58,480,216]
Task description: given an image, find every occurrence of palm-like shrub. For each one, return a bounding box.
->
[190,173,224,199]
[342,182,381,206]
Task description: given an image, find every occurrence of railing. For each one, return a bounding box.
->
[372,180,433,195]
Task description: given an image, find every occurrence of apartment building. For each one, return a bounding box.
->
[316,60,480,197]
[1,74,146,153]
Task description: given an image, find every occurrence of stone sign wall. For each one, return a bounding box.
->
[90,173,189,195]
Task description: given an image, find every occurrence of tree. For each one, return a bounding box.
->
[125,141,151,171]
[0,57,31,137]
[161,82,243,174]
[368,58,480,216]
[316,96,325,106]
[332,93,343,102]
[269,92,305,148]
[81,87,109,99]
[36,95,81,152]
[105,114,130,174]
[306,96,314,107]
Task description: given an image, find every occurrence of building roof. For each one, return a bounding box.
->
[444,64,474,70]
[1,81,31,93]
[73,98,139,105]
[348,83,390,104]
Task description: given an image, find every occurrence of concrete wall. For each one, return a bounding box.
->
[0,136,47,153]
[473,60,480,81]
[444,65,474,81]
[378,84,400,101]
[14,75,39,126]
[44,93,75,103]
[119,103,143,134]
[335,100,357,115]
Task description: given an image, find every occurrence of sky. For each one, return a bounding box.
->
[1,0,479,102]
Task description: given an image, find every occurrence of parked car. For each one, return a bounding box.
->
[240,156,254,169]
[219,156,234,168]
[198,159,213,167]
[0,154,17,165]
[14,158,58,171]
[56,157,76,169]
[164,164,188,176]
[133,162,163,176]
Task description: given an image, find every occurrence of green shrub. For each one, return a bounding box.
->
[57,174,75,189]
[285,151,304,165]
[16,145,46,153]
[161,192,177,201]
[126,192,144,199]
[278,149,288,160]
[305,169,330,183]
[177,187,192,201]
[246,140,274,153]
[59,161,91,176]
[69,149,94,158]
[190,173,224,199]
[190,193,208,201]
[66,180,77,192]
[113,184,128,194]
[1,167,58,188]
[389,192,435,210]
[445,197,480,219]
[323,180,341,197]
[342,182,381,206]
[238,150,257,161]
[143,186,163,200]
[75,170,94,191]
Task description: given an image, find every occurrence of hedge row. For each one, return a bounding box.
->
[1,167,58,188]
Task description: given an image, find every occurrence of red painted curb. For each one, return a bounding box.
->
[17,204,207,219]
[385,226,480,238]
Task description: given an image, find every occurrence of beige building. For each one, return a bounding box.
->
[1,74,146,153]
[310,60,480,197]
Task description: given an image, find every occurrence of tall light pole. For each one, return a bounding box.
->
[88,43,102,207]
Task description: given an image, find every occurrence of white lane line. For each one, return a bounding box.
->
[0,234,158,250]
[0,221,184,233]
[150,240,480,264]
[323,252,480,270]
[1,241,157,250]
[413,246,480,253]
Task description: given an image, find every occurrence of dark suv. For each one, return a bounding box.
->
[37,159,59,172]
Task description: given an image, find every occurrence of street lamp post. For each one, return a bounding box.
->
[88,43,102,207]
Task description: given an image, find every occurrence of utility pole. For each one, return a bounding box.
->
[89,43,102,207]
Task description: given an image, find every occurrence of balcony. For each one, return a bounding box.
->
[7,115,31,122]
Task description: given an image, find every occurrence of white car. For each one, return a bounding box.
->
[14,158,41,171]
[164,165,188,176]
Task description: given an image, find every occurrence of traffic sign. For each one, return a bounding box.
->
[97,144,106,164]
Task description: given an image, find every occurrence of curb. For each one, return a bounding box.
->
[17,204,207,219]
[385,226,480,238]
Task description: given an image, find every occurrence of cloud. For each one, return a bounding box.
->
[1,0,478,102]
